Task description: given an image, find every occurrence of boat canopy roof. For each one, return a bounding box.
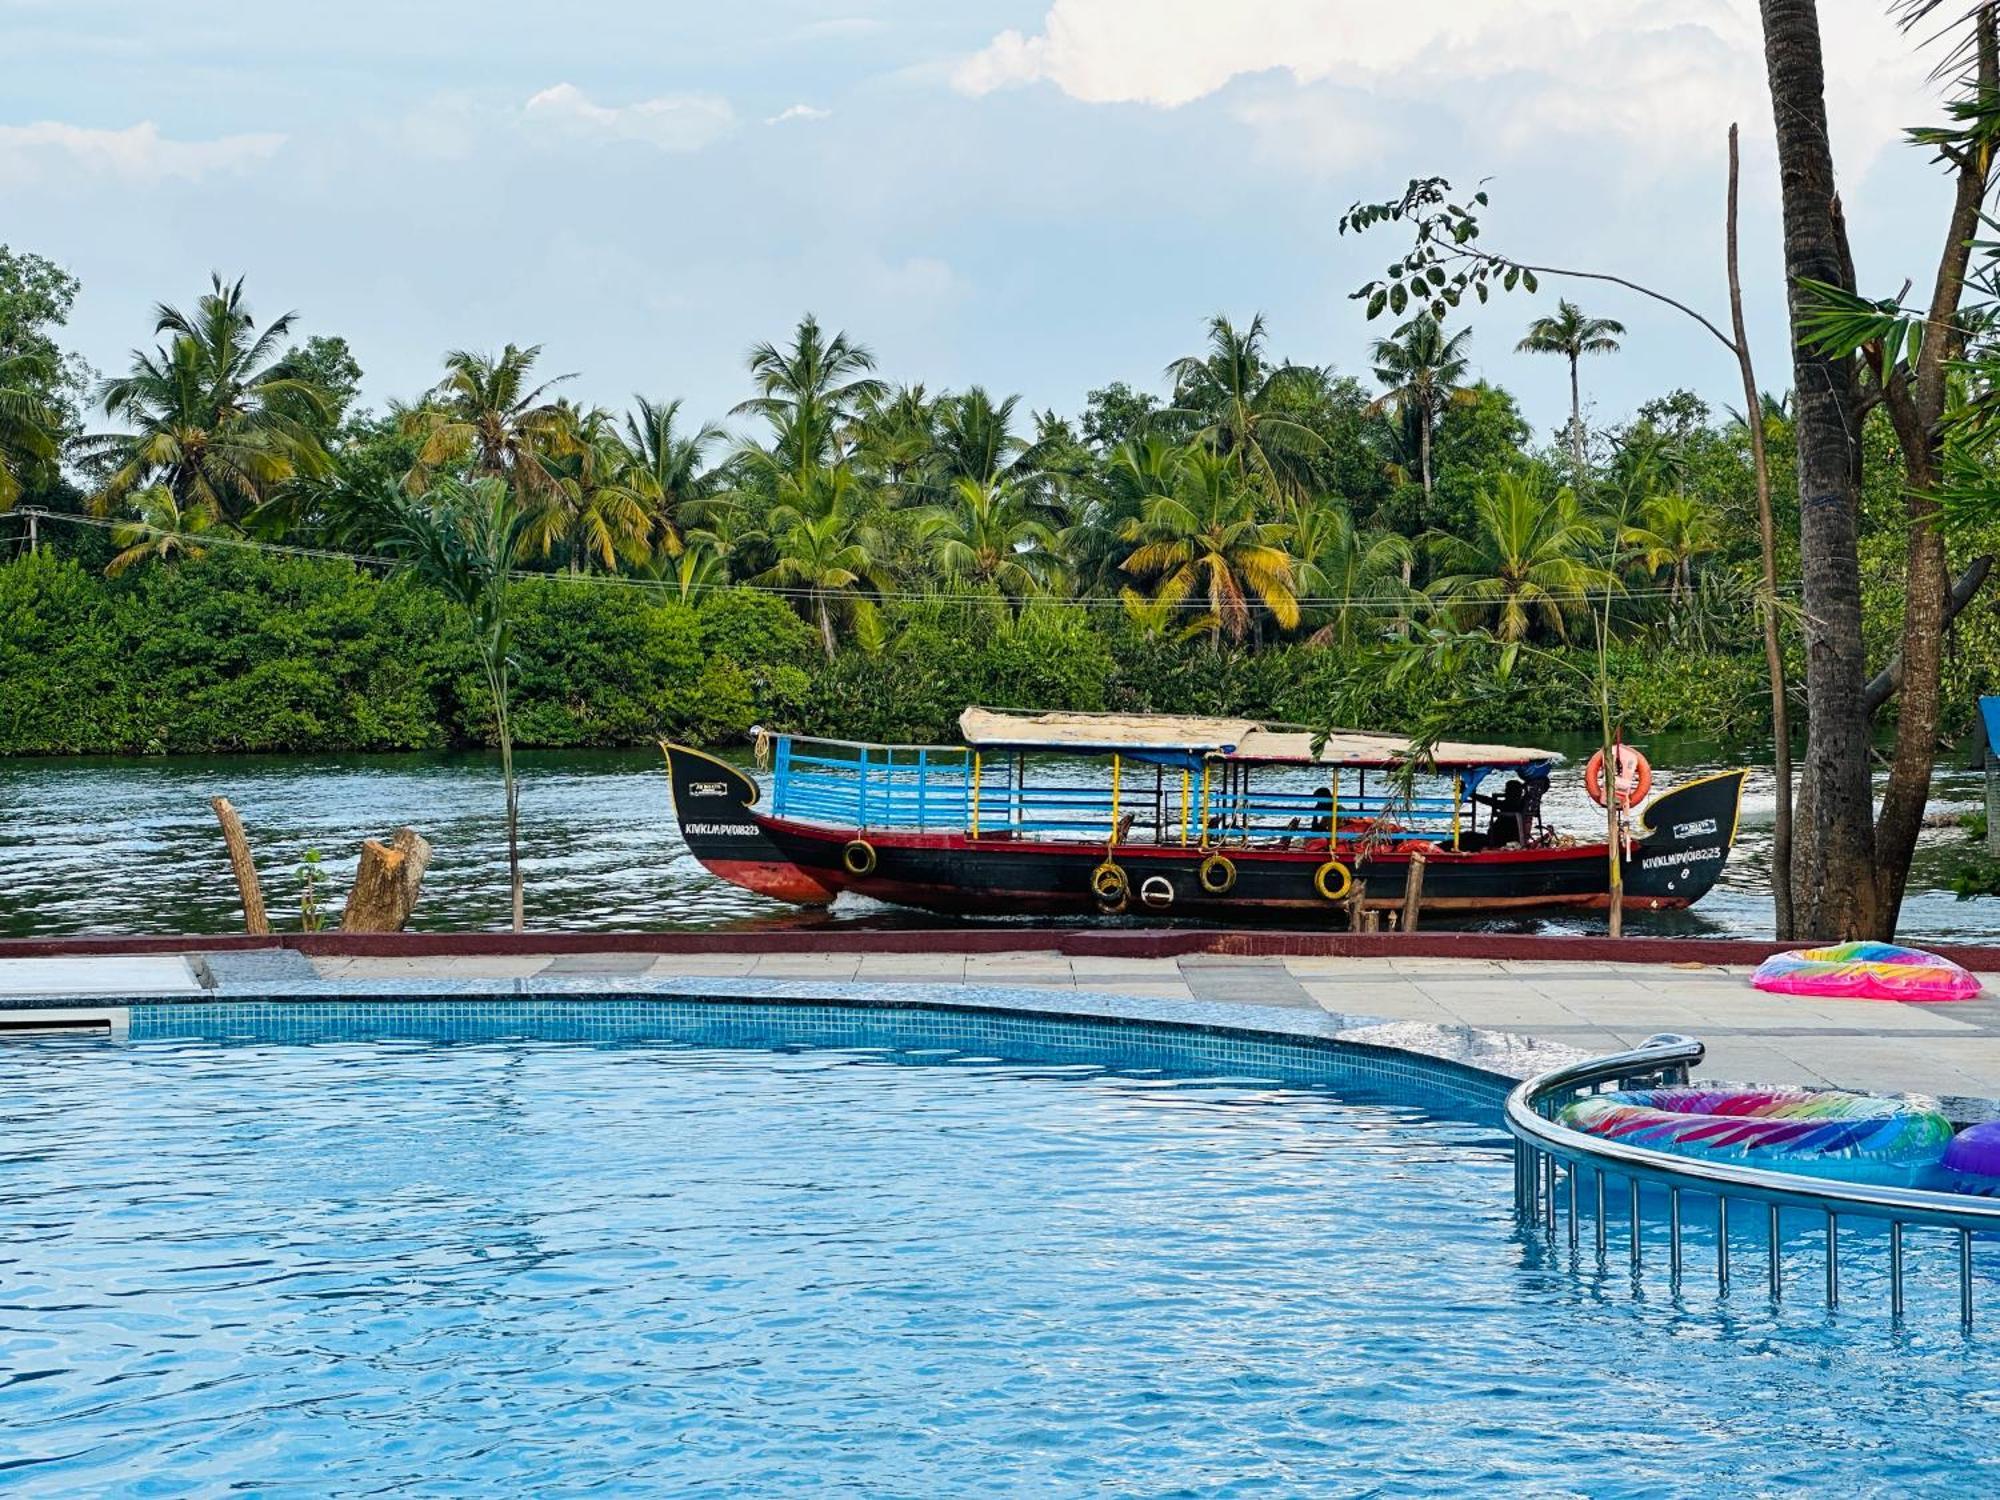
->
[956,707,1563,773]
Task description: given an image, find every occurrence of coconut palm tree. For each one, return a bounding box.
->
[79,275,333,523]
[0,352,59,511]
[1119,444,1301,647]
[1517,300,1626,481]
[734,314,886,476]
[849,383,937,502]
[1367,313,1476,503]
[922,475,1060,602]
[753,463,888,658]
[929,387,1031,489]
[385,478,533,931]
[1428,473,1617,642]
[104,486,218,575]
[1288,497,1417,648]
[1622,490,1720,603]
[524,403,652,571]
[400,344,571,500]
[1165,313,1328,498]
[619,396,725,559]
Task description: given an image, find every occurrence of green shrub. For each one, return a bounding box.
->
[0,551,1785,756]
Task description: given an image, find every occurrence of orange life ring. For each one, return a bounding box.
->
[1585,746,1652,809]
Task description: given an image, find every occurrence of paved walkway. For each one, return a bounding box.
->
[295,950,2000,1103]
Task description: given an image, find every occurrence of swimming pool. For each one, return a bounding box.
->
[4,1001,1998,1495]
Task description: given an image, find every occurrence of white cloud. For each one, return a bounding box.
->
[1231,87,1386,178]
[953,0,1933,166]
[766,103,833,125]
[523,83,735,152]
[0,120,284,184]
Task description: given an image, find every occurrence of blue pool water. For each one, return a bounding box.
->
[4,1006,2000,1495]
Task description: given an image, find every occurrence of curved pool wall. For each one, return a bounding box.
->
[0,967,1586,1121]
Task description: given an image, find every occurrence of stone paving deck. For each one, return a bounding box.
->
[299,950,2000,1099]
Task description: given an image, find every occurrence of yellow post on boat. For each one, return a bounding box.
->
[1110,754,1122,846]
[970,751,982,838]
[1181,769,1191,844]
[1452,779,1462,851]
[1198,757,1214,849]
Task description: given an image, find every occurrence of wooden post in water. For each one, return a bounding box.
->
[210,796,270,935]
[1401,849,1428,934]
[341,827,433,932]
[1347,878,1368,933]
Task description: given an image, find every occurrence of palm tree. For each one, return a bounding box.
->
[922,476,1059,601]
[753,463,887,659]
[1516,300,1626,481]
[1165,313,1328,498]
[733,314,886,477]
[1622,490,1720,603]
[78,275,333,523]
[1428,473,1617,641]
[1119,444,1301,647]
[1288,497,1417,648]
[401,344,571,500]
[1367,313,1476,504]
[385,478,533,931]
[849,383,937,502]
[0,352,59,511]
[104,486,218,575]
[930,387,1031,489]
[619,396,725,559]
[524,403,651,571]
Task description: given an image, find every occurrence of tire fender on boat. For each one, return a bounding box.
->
[1091,861,1129,906]
[841,839,878,877]
[1139,875,1175,910]
[1313,860,1353,903]
[1197,853,1237,895]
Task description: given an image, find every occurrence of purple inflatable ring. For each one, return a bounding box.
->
[1943,1121,2000,1178]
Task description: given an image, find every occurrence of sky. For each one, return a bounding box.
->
[0,0,1967,446]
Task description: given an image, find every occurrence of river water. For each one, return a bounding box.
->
[1,736,1993,940]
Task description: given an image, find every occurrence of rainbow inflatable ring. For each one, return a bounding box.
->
[1750,942,1983,1003]
[1558,1088,1954,1184]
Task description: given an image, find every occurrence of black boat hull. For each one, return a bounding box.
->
[663,744,1748,923]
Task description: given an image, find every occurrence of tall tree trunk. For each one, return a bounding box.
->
[1730,124,1796,940]
[1568,354,1585,483]
[1868,10,1997,933]
[1758,0,1877,938]
[488,659,524,933]
[817,594,837,661]
[1420,408,1434,502]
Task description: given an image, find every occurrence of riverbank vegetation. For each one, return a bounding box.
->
[3,254,1995,761]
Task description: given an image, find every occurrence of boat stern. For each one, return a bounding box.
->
[1623,770,1750,907]
[660,742,838,906]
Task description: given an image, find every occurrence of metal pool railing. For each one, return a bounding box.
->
[1506,1034,2000,1325]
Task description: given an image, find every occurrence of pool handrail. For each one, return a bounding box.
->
[1505,1032,1997,1321]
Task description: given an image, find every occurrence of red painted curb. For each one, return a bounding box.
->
[6,928,2000,971]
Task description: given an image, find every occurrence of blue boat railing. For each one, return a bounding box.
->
[767,734,1470,848]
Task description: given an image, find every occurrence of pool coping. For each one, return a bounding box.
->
[9,928,2000,970]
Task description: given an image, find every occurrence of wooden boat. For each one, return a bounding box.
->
[662,708,1748,923]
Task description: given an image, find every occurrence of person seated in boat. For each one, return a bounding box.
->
[1310,785,1335,836]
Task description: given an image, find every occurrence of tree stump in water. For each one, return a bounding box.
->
[210,796,270,936]
[340,827,432,932]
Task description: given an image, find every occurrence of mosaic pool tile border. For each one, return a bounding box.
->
[0,966,1584,1112]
